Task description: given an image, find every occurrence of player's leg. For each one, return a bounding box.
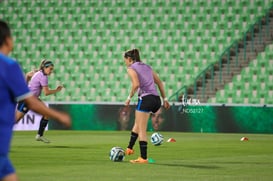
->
[2,173,18,181]
[126,97,143,155]
[37,116,49,137]
[136,111,150,142]
[126,115,139,155]
[130,96,161,163]
[36,116,50,143]
[35,100,50,143]
[130,111,150,163]
[15,101,28,123]
[135,111,150,159]
[131,119,139,134]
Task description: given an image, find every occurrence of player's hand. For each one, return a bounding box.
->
[125,99,130,106]
[54,111,71,128]
[163,100,170,110]
[27,71,35,77]
[57,113,71,128]
[56,85,63,91]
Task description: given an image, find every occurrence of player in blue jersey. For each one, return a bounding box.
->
[0,20,71,181]
[123,49,170,163]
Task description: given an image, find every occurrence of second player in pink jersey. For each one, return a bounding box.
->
[16,59,63,143]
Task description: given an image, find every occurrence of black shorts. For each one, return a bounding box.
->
[136,95,161,113]
[17,101,29,114]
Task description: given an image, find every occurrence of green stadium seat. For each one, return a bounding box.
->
[2,0,271,102]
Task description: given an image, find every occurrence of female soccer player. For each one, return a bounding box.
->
[123,49,170,163]
[16,59,63,143]
[1,20,70,181]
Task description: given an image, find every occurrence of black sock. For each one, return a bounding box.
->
[127,132,138,149]
[139,141,148,159]
[38,118,48,136]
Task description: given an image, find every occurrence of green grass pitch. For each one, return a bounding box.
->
[10,131,273,181]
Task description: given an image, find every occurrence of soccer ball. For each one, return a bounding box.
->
[109,147,125,162]
[151,132,164,146]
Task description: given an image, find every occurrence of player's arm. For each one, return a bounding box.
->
[24,95,71,127]
[152,71,170,109]
[25,71,33,83]
[42,86,63,96]
[25,70,37,83]
[125,68,139,105]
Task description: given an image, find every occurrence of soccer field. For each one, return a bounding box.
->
[10,131,273,181]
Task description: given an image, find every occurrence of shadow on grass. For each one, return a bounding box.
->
[49,145,75,148]
[11,145,91,151]
[49,145,91,149]
[154,163,220,169]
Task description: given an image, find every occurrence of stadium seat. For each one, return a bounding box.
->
[212,41,273,104]
[1,0,272,102]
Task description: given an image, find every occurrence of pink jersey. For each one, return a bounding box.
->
[129,62,159,97]
[28,70,48,97]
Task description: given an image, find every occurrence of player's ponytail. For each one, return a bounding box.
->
[39,59,47,70]
[124,49,141,62]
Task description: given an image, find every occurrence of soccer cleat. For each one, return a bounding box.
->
[130,157,148,164]
[125,148,134,155]
[35,134,50,143]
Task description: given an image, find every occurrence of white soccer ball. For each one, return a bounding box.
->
[151,132,164,146]
[109,147,125,162]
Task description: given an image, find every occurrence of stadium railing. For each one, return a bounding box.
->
[169,5,273,103]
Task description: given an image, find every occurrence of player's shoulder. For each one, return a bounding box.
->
[131,61,148,67]
[141,62,152,70]
[32,70,47,80]
[0,53,21,73]
[0,53,17,66]
[139,61,151,68]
